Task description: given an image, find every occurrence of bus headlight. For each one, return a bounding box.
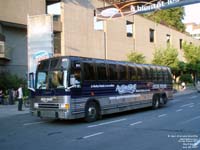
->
[34,103,39,108]
[60,103,70,110]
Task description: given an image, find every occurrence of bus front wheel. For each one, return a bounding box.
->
[85,101,99,122]
[152,95,160,109]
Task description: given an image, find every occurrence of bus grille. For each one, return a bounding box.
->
[38,103,59,109]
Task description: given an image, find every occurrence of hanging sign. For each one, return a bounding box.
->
[96,0,200,20]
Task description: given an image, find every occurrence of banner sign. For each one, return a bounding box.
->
[97,0,200,20]
[27,14,53,88]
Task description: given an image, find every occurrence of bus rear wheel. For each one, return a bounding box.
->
[85,101,99,122]
[152,95,160,109]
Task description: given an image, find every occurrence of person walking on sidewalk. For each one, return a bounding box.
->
[17,85,23,111]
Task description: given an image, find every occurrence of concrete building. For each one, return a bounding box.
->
[0,0,200,78]
[185,23,200,40]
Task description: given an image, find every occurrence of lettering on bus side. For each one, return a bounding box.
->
[115,84,137,94]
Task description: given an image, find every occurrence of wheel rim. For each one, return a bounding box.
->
[155,98,159,108]
[88,106,97,119]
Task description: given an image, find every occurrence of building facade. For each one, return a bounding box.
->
[185,23,200,40]
[0,0,200,78]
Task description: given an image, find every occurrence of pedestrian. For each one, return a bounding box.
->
[8,88,14,105]
[17,84,23,111]
[0,89,3,104]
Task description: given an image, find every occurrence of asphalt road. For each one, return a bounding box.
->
[0,93,200,150]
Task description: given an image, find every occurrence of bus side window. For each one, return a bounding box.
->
[128,65,137,81]
[71,62,81,86]
[108,64,118,81]
[96,62,107,81]
[119,64,127,80]
[137,66,142,81]
[153,67,157,83]
[83,62,95,81]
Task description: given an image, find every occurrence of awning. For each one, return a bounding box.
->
[96,0,200,20]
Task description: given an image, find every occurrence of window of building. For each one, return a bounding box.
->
[94,10,103,31]
[166,34,170,43]
[179,39,183,49]
[126,21,133,37]
[0,41,5,54]
[149,29,154,43]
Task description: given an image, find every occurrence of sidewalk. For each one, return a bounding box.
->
[0,104,30,118]
[173,86,197,97]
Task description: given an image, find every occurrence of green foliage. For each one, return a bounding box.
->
[0,72,26,92]
[179,74,193,84]
[127,51,146,64]
[152,45,179,68]
[144,7,185,32]
[182,42,200,64]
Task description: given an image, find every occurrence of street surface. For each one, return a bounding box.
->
[0,92,200,150]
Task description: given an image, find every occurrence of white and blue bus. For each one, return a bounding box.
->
[32,56,173,122]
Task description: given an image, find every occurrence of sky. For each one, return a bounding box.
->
[183,3,200,24]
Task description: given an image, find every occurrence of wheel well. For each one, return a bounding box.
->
[85,99,101,112]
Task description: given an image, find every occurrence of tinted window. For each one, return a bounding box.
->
[37,60,49,70]
[71,61,81,84]
[50,59,60,70]
[119,64,127,80]
[137,66,143,81]
[144,66,150,81]
[128,65,137,81]
[83,62,95,80]
[96,63,107,80]
[108,64,118,80]
[157,67,163,82]
[152,67,158,82]
[149,67,154,81]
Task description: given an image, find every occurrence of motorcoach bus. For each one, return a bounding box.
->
[32,56,173,122]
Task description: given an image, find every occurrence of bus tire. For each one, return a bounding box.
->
[160,94,168,105]
[85,101,100,122]
[152,95,160,109]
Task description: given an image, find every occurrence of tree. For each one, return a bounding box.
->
[144,7,185,32]
[182,42,200,64]
[182,42,200,82]
[152,45,180,82]
[152,45,179,68]
[127,51,146,64]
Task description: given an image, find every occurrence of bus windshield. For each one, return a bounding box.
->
[36,70,68,89]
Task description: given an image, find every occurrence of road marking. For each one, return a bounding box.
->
[130,121,143,126]
[180,103,194,108]
[24,121,47,126]
[193,139,200,147]
[176,109,183,112]
[83,132,104,139]
[158,114,167,118]
[180,116,200,124]
[88,118,127,128]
